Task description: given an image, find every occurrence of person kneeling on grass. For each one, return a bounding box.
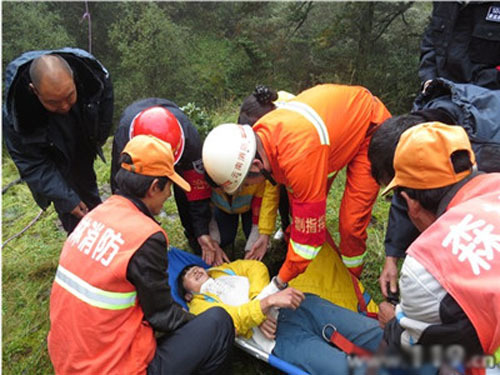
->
[48,135,234,375]
[178,259,383,375]
[377,123,500,373]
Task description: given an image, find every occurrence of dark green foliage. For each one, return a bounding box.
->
[180,103,214,141]
[2,1,430,115]
[108,2,192,113]
[2,2,76,71]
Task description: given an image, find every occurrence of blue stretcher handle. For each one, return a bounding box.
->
[235,338,309,375]
[268,354,309,375]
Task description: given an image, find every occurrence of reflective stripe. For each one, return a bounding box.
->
[495,347,500,365]
[276,101,330,146]
[290,239,321,260]
[211,192,252,213]
[55,265,137,310]
[341,253,366,268]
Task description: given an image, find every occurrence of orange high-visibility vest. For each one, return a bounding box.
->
[407,174,500,372]
[48,195,166,375]
[254,84,391,281]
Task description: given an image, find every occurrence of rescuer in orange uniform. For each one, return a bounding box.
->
[203,84,391,287]
[377,122,500,374]
[48,135,234,375]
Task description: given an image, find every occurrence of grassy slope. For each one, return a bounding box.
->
[2,105,391,374]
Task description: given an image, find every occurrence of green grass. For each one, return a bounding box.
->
[2,107,391,374]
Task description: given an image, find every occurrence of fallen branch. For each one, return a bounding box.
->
[2,209,44,249]
[2,177,23,194]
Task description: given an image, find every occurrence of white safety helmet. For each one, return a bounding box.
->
[202,124,257,194]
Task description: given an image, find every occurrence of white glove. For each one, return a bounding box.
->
[244,224,260,251]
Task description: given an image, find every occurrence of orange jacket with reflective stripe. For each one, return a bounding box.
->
[48,195,165,375]
[254,84,391,282]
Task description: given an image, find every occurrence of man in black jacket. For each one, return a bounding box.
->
[3,48,114,234]
[111,98,229,266]
[419,2,500,90]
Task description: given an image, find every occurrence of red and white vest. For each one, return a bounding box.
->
[407,174,500,367]
[48,195,166,374]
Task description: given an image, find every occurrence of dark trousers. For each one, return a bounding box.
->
[174,184,205,256]
[147,307,234,375]
[214,207,252,248]
[59,163,102,234]
[278,185,291,231]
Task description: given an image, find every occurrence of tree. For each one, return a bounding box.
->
[45,2,119,70]
[2,2,76,70]
[285,2,430,113]
[108,2,191,113]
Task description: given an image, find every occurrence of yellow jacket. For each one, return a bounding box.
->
[187,260,269,338]
[211,183,264,215]
[210,180,280,236]
[187,240,378,339]
[258,181,280,235]
[289,240,378,314]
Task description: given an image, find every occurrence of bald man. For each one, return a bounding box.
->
[3,48,114,234]
[28,54,77,115]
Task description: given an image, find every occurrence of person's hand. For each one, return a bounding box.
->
[261,287,304,313]
[379,256,399,298]
[378,301,396,329]
[213,246,230,266]
[198,234,229,266]
[400,192,437,232]
[70,201,89,219]
[258,314,277,340]
[245,234,270,261]
[244,224,260,252]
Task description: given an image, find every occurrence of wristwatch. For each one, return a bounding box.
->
[272,276,288,290]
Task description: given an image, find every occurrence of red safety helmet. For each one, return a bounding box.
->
[129,106,185,165]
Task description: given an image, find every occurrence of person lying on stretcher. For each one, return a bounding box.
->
[178,259,383,375]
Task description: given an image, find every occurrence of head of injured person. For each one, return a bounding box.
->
[178,265,210,302]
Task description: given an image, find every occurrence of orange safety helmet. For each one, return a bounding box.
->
[129,106,185,165]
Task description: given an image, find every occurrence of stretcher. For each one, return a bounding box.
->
[167,247,309,375]
[168,233,379,375]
